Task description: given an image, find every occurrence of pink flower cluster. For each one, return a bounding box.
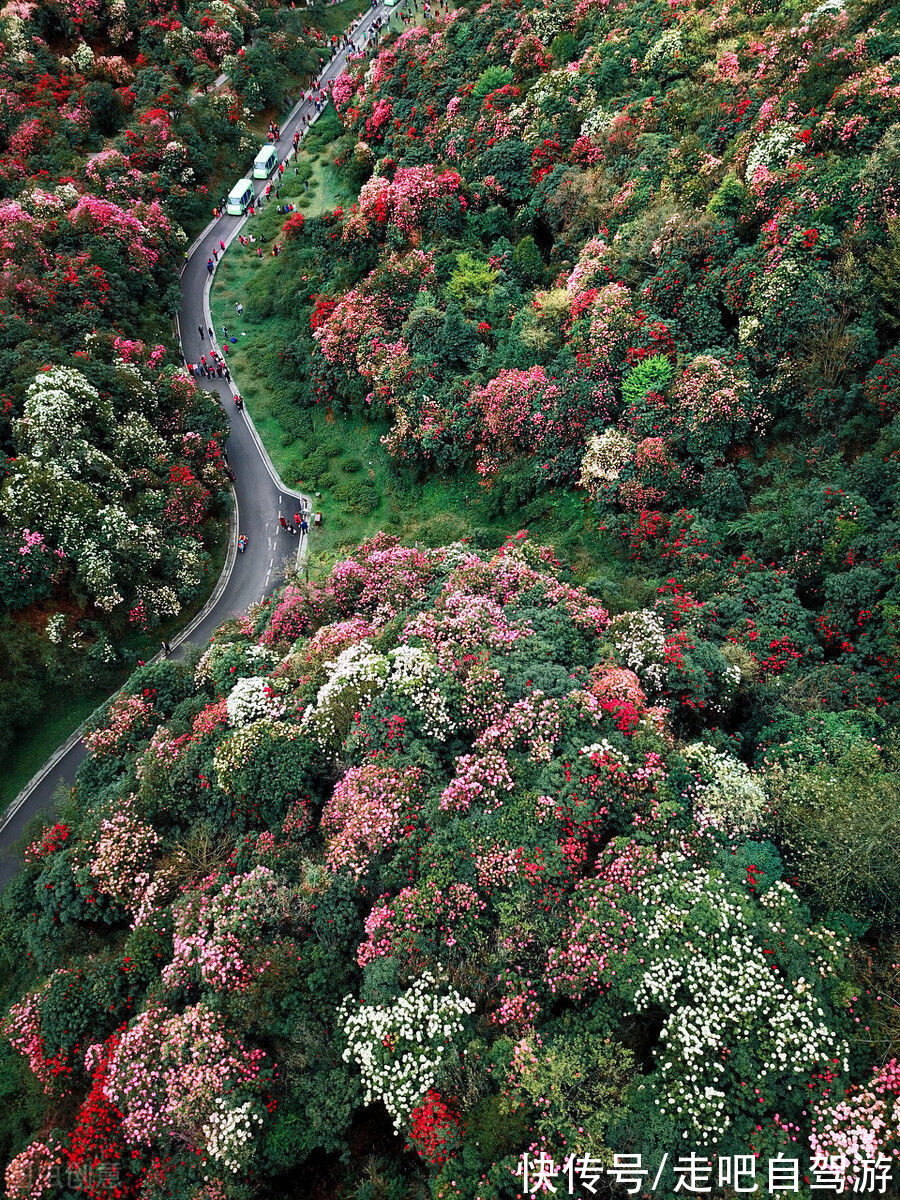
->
[811,1059,900,1185]
[357,882,486,968]
[350,166,463,238]
[259,583,330,646]
[101,1003,267,1146]
[84,693,154,757]
[85,797,159,916]
[322,762,423,878]
[163,868,285,993]
[331,534,435,620]
[545,842,658,999]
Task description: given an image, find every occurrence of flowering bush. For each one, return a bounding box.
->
[339,974,475,1130]
[406,1091,464,1165]
[0,486,895,1193]
[322,763,423,879]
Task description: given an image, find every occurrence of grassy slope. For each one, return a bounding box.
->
[210,109,653,602]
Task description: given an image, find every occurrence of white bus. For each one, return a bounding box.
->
[226,177,253,215]
[253,144,277,179]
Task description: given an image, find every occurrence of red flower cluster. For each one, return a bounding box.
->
[24,822,71,863]
[282,211,305,240]
[406,1090,463,1165]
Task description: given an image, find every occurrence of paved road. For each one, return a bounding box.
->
[0,0,395,883]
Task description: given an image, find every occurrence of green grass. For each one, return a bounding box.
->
[0,691,110,812]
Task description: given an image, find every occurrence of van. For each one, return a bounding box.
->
[253,145,277,179]
[226,178,254,216]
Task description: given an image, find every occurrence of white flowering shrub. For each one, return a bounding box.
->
[385,645,455,740]
[303,641,391,749]
[579,429,635,497]
[225,676,285,727]
[644,30,682,70]
[339,973,475,1130]
[682,742,767,834]
[745,121,801,177]
[606,609,667,692]
[508,67,595,141]
[807,0,844,21]
[0,362,219,621]
[579,104,616,141]
[303,641,454,750]
[201,1097,264,1173]
[71,41,95,71]
[213,719,293,792]
[616,856,850,1146]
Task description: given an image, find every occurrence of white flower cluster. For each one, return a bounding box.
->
[632,855,849,1145]
[201,1097,264,1173]
[339,973,475,1130]
[194,640,276,687]
[749,255,813,319]
[303,641,390,749]
[607,609,667,692]
[529,6,566,45]
[580,739,630,765]
[806,0,844,21]
[644,30,683,70]
[171,541,207,595]
[386,645,455,740]
[745,121,801,177]
[682,742,767,835]
[579,429,635,496]
[225,676,285,727]
[303,641,453,750]
[213,719,294,792]
[509,67,587,142]
[580,104,616,141]
[71,41,95,71]
[45,613,66,645]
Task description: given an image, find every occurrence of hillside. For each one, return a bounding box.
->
[0,0,361,774]
[2,532,897,1196]
[234,0,900,724]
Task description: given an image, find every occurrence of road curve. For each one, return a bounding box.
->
[0,0,396,883]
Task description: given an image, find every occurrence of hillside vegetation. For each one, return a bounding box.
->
[3,533,898,1196]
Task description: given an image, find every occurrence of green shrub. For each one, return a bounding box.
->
[472,65,513,100]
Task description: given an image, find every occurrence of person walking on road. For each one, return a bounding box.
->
[208,326,214,339]
[198,325,205,338]
[294,511,303,531]
[207,258,214,275]
[279,514,289,532]
[161,639,171,657]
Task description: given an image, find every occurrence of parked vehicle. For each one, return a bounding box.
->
[252,145,277,179]
[226,178,253,215]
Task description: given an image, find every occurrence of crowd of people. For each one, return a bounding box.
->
[279,511,310,536]
[186,329,232,381]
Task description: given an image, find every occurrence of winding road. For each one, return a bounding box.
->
[0,0,396,884]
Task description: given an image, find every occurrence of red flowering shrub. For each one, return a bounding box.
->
[282,211,305,240]
[406,1091,463,1165]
